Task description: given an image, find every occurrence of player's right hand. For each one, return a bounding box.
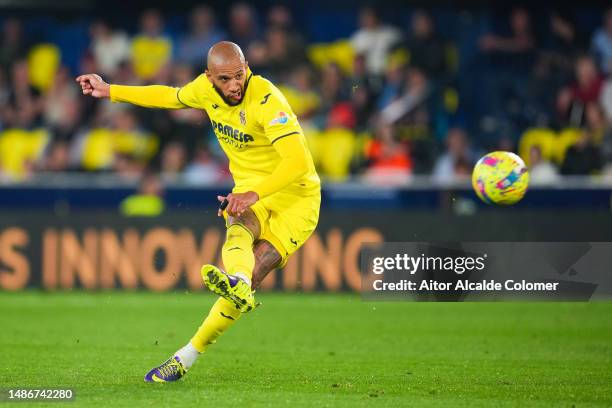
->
[217,192,258,217]
[75,74,110,98]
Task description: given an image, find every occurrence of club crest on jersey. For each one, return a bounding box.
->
[239,110,246,125]
[269,111,289,125]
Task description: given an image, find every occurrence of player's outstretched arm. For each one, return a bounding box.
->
[75,73,187,109]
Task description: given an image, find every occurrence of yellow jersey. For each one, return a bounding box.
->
[110,70,320,198]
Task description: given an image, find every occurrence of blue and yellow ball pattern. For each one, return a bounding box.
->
[472,151,529,205]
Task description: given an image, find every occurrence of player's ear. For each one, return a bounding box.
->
[205,70,211,80]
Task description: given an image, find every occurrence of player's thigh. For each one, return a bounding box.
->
[262,192,320,263]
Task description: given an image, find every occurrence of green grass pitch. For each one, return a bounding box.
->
[0,292,611,407]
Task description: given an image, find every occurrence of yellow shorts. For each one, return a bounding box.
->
[225,190,320,267]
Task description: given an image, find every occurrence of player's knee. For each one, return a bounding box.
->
[224,223,254,247]
[227,208,261,239]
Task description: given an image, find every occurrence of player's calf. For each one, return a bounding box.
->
[251,240,282,289]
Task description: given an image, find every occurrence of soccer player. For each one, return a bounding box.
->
[76,41,320,382]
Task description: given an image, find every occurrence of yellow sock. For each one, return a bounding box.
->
[190,224,254,353]
[222,223,255,281]
[190,297,242,353]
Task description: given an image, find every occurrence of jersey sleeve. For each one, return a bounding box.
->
[109,73,211,110]
[259,85,303,144]
[176,74,210,109]
[110,84,186,109]
[251,134,311,199]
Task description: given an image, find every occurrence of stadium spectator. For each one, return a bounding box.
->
[49,98,81,145]
[376,55,406,110]
[349,61,376,131]
[478,7,535,128]
[432,127,474,183]
[44,67,80,137]
[0,126,48,180]
[450,157,472,184]
[351,53,378,96]
[402,10,448,79]
[39,141,71,172]
[279,65,320,120]
[0,18,27,75]
[267,4,306,59]
[112,153,146,180]
[479,7,535,62]
[111,109,158,164]
[184,144,225,185]
[364,123,412,185]
[347,53,384,131]
[249,26,307,82]
[557,55,605,125]
[379,66,430,125]
[228,3,260,49]
[530,11,583,125]
[160,141,187,182]
[528,145,559,185]
[119,172,165,216]
[318,63,350,121]
[74,109,157,173]
[496,135,515,153]
[561,130,602,175]
[590,8,612,74]
[307,102,358,181]
[585,103,608,144]
[266,5,305,56]
[177,6,225,68]
[350,6,402,76]
[267,4,293,30]
[542,11,583,70]
[1,59,44,128]
[130,9,173,81]
[266,27,307,82]
[89,20,130,77]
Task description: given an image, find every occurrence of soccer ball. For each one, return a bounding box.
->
[472,151,529,205]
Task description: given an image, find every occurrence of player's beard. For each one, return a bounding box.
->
[212,84,243,106]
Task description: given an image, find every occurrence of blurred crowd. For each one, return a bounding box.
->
[1,4,612,185]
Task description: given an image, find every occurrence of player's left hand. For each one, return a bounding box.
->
[218,192,259,217]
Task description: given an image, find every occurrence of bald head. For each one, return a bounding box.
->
[206,41,249,105]
[207,41,245,70]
